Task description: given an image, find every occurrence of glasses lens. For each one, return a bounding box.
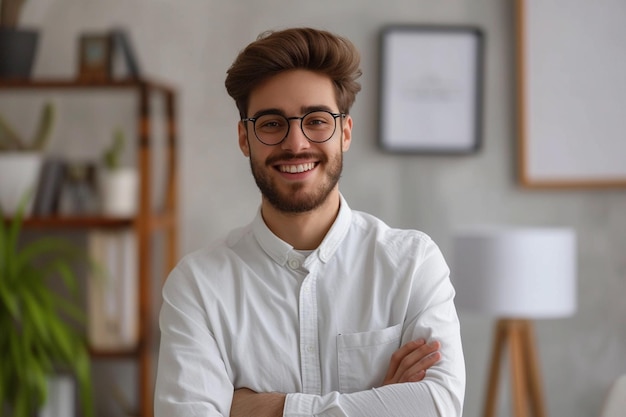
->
[302,111,337,143]
[254,114,289,145]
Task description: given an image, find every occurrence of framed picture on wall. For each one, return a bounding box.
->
[516,0,626,188]
[378,25,484,154]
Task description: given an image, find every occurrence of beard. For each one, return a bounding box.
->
[249,150,343,214]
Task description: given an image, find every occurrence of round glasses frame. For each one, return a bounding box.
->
[242,110,346,146]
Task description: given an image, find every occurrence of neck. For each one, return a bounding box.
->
[260,190,341,250]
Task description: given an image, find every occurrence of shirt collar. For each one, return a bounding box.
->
[252,194,353,266]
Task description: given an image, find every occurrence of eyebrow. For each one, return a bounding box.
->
[250,105,337,119]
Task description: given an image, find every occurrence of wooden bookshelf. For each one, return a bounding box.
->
[0,76,179,417]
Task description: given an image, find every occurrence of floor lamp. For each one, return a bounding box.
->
[452,227,577,417]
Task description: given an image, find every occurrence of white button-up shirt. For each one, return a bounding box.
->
[155,195,465,416]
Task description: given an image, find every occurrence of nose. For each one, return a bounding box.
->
[281,118,311,152]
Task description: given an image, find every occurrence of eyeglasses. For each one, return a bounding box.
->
[242,110,346,146]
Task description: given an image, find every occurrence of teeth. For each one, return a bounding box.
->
[279,163,315,173]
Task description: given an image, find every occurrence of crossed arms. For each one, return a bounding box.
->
[230,338,442,417]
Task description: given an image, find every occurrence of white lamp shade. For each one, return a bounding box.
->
[452,226,577,319]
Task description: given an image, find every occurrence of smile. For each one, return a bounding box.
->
[278,162,316,173]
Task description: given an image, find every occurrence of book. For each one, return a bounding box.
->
[57,161,98,216]
[32,158,66,216]
[87,230,139,350]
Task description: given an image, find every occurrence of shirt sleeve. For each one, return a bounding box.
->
[154,264,233,417]
[283,238,466,417]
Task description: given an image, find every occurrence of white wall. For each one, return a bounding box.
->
[12,0,626,416]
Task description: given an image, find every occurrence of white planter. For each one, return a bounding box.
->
[0,152,43,216]
[39,375,75,417]
[100,168,139,216]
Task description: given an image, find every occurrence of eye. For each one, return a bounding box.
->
[307,118,327,125]
[304,112,333,128]
[256,115,287,131]
[260,120,280,128]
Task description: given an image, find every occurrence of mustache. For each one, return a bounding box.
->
[266,152,327,165]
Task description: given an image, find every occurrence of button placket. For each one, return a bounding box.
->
[298,270,321,395]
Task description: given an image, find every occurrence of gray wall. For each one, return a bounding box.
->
[14,0,626,416]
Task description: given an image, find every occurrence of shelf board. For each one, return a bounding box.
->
[4,215,133,229]
[4,212,174,230]
[0,77,175,94]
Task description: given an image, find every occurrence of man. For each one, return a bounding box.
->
[154,27,465,417]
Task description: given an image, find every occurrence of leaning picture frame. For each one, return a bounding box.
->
[378,25,484,154]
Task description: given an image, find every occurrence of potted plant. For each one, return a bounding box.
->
[100,127,138,216]
[0,194,94,417]
[0,101,54,215]
[0,0,38,78]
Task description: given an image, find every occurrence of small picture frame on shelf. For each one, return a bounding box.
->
[78,33,112,81]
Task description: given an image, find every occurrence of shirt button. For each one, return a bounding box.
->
[306,345,315,353]
[288,258,300,269]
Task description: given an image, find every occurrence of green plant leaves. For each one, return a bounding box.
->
[0,196,94,417]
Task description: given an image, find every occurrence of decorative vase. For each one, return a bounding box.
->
[38,375,75,417]
[0,152,42,215]
[0,28,39,79]
[100,167,139,216]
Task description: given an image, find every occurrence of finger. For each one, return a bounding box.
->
[407,369,426,383]
[397,350,442,383]
[386,340,441,384]
[383,339,426,383]
[393,341,439,379]
[383,339,434,385]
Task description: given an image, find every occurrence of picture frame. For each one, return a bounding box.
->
[78,33,112,81]
[378,25,484,154]
[110,28,142,79]
[515,0,626,188]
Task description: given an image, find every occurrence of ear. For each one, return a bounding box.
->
[238,122,250,157]
[341,115,353,152]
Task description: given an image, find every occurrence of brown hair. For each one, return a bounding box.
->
[225,27,362,119]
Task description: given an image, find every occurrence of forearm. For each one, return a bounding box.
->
[232,374,462,417]
[284,378,463,417]
[230,389,285,417]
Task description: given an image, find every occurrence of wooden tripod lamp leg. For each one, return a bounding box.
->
[509,320,529,417]
[484,319,509,417]
[521,320,547,417]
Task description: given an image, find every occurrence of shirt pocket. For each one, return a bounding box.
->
[337,323,402,393]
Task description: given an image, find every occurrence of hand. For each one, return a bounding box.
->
[230,388,285,417]
[381,339,441,386]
